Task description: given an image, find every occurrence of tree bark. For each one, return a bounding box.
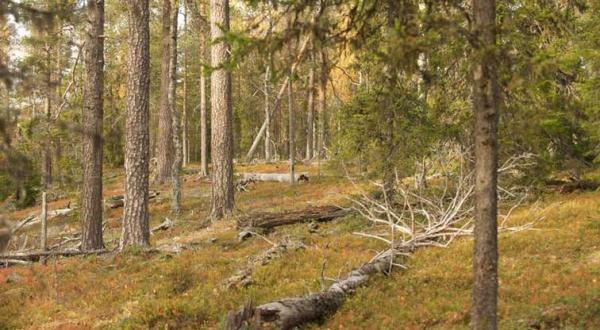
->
[156,0,175,184]
[305,48,315,161]
[81,0,105,251]
[471,0,500,328]
[237,205,349,230]
[209,0,234,220]
[264,61,271,162]
[182,4,189,167]
[245,37,310,161]
[121,0,151,249]
[288,61,295,185]
[316,49,327,159]
[169,0,182,215]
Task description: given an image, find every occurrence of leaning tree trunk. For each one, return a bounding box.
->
[169,0,182,215]
[81,0,105,251]
[121,0,151,248]
[156,0,175,184]
[471,0,500,328]
[209,0,234,220]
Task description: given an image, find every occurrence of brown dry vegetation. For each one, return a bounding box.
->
[1,163,599,329]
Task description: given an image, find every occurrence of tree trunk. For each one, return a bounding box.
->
[199,1,209,177]
[245,37,310,161]
[305,48,315,161]
[121,0,151,249]
[209,0,234,220]
[200,66,208,175]
[169,0,182,215]
[317,49,327,159]
[81,0,105,251]
[471,0,500,328]
[288,64,295,185]
[156,0,175,184]
[182,4,189,167]
[264,61,271,162]
[42,47,53,189]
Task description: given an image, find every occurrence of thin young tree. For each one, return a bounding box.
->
[316,49,327,159]
[305,47,315,161]
[209,0,234,219]
[471,0,500,328]
[121,0,151,248]
[156,0,175,184]
[169,0,182,215]
[81,0,105,251]
[186,0,209,176]
[182,4,189,167]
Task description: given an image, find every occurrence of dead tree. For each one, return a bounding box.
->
[226,150,534,329]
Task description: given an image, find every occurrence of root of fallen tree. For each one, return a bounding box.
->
[237,205,350,230]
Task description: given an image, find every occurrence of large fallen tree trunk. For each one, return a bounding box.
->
[225,255,393,330]
[11,208,75,234]
[237,205,350,229]
[0,248,109,261]
[240,172,309,183]
[106,190,160,209]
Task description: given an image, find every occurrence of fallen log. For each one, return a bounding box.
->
[151,218,174,234]
[558,180,599,194]
[237,205,351,230]
[107,190,160,209]
[225,255,393,330]
[11,208,75,234]
[0,248,109,261]
[240,172,309,183]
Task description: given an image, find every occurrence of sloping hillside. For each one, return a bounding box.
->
[1,163,599,329]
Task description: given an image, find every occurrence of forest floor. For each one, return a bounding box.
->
[1,163,600,329]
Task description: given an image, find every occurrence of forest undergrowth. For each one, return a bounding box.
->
[1,163,599,329]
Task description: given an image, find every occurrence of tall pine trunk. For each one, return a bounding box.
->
[121,0,151,248]
[209,0,234,220]
[182,4,189,167]
[156,0,175,184]
[169,0,182,215]
[471,0,500,328]
[81,0,105,251]
[198,0,209,177]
